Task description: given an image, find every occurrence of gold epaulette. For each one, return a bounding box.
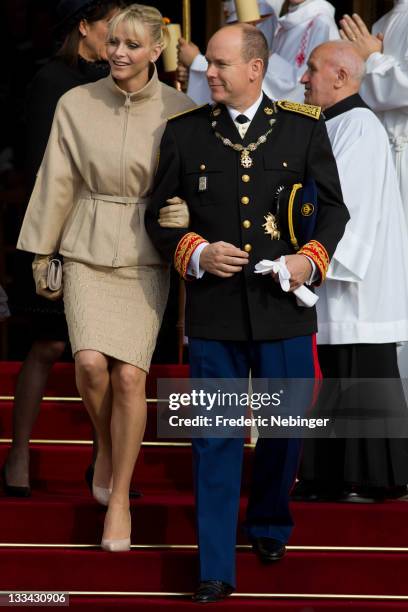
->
[277,100,321,120]
[168,104,208,121]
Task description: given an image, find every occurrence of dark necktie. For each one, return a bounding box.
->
[235,114,250,124]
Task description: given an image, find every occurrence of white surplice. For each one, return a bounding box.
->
[316,105,408,346]
[263,0,339,103]
[360,0,408,235]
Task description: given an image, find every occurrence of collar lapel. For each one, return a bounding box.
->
[242,93,276,146]
[212,104,241,143]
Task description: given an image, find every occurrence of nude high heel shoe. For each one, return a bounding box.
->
[92,483,112,507]
[88,463,112,506]
[101,508,131,552]
[101,537,131,552]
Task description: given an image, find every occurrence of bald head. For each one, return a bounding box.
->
[318,41,365,83]
[206,23,268,111]
[301,40,366,110]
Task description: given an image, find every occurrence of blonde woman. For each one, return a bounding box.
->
[17,4,193,551]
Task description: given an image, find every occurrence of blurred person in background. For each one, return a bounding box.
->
[264,0,339,102]
[340,5,408,381]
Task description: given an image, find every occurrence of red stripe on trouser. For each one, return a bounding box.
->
[312,333,323,408]
[291,333,322,492]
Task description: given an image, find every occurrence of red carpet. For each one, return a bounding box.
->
[3,548,408,595]
[1,361,408,608]
[0,489,407,547]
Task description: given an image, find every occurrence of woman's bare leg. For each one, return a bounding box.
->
[4,340,66,487]
[75,350,112,490]
[102,361,146,542]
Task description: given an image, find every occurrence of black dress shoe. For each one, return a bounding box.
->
[251,537,286,563]
[192,581,234,603]
[84,465,142,499]
[337,487,385,504]
[1,465,31,498]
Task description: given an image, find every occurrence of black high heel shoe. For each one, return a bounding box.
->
[84,465,142,499]
[1,465,31,498]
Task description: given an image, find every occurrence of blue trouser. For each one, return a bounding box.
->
[189,336,316,587]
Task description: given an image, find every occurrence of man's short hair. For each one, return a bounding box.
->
[240,24,269,76]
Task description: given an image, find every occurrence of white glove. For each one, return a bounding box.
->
[255,256,318,308]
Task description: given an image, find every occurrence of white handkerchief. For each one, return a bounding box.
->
[254,256,318,308]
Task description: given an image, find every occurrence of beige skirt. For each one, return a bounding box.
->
[63,260,169,372]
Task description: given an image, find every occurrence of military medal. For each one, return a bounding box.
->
[241,150,253,168]
[263,213,281,240]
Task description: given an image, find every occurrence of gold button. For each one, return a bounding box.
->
[242,174,250,183]
[200,164,206,171]
[283,162,288,167]
[241,196,250,205]
[244,243,252,253]
[242,220,251,229]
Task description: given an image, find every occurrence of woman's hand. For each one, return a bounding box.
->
[32,254,63,300]
[159,197,190,228]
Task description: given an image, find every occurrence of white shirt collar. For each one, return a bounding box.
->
[227,92,264,124]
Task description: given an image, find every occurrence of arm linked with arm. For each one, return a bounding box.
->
[145,123,207,278]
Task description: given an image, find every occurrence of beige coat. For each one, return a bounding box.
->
[17,67,194,267]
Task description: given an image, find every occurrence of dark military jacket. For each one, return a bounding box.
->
[145,94,349,342]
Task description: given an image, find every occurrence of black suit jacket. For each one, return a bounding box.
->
[145,94,349,342]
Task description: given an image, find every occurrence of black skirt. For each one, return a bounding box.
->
[298,343,408,488]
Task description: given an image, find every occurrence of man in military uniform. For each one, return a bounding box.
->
[146,23,348,603]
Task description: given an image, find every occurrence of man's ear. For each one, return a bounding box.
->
[249,58,264,82]
[334,67,348,89]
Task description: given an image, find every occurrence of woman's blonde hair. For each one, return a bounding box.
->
[108,3,169,50]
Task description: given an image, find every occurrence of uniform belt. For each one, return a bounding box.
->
[81,191,150,205]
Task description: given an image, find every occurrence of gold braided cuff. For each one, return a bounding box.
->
[299,240,329,285]
[174,232,207,279]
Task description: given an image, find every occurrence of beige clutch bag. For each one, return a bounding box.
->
[47,258,63,291]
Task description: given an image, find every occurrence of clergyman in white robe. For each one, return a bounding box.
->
[296,40,408,498]
[264,0,339,102]
[359,1,408,236]
[317,97,408,347]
